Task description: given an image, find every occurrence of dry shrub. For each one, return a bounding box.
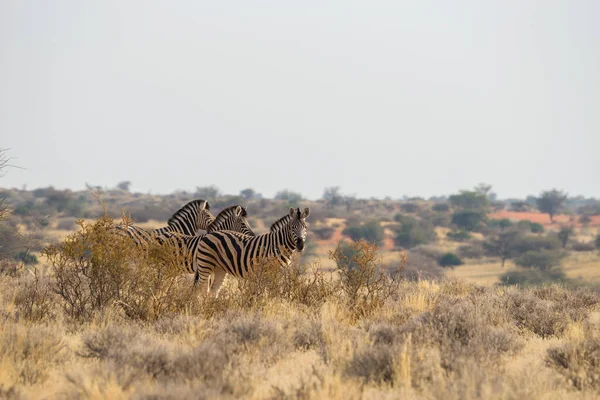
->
[13,272,56,322]
[505,285,599,338]
[223,257,335,311]
[402,251,443,281]
[0,323,65,386]
[42,216,200,321]
[547,327,600,392]
[330,240,406,320]
[82,324,231,388]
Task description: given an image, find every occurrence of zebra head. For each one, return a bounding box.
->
[288,207,310,251]
[207,205,256,236]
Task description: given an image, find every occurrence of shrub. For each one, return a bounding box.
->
[432,203,450,212]
[330,240,405,320]
[516,220,544,233]
[557,225,574,248]
[42,216,199,321]
[514,250,565,271]
[511,234,560,256]
[571,241,595,252]
[595,234,600,250]
[438,252,463,267]
[446,230,471,242]
[548,335,600,391]
[451,210,487,232]
[500,268,566,287]
[343,220,385,246]
[457,243,486,259]
[401,251,443,280]
[400,203,420,213]
[393,215,436,249]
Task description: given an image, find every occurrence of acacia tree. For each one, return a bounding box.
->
[557,225,574,248]
[483,229,520,267]
[536,189,567,223]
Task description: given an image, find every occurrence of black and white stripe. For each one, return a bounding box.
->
[193,207,310,296]
[116,199,214,247]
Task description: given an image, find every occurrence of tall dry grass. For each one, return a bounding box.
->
[0,217,599,399]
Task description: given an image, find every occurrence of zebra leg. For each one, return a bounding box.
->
[210,268,227,298]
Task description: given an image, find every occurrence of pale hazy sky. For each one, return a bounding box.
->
[1,1,599,200]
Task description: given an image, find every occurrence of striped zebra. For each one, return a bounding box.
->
[116,199,214,247]
[193,207,310,296]
[144,205,257,275]
[118,204,255,248]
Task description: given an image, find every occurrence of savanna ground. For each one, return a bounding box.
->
[1,217,600,399]
[2,185,600,399]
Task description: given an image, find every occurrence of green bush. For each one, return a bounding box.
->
[446,230,471,242]
[343,220,385,246]
[514,250,565,271]
[516,220,544,234]
[432,203,450,212]
[451,210,487,232]
[595,234,600,251]
[500,268,566,286]
[393,215,436,249]
[511,234,560,256]
[439,252,463,267]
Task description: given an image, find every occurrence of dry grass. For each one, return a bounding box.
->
[2,217,600,399]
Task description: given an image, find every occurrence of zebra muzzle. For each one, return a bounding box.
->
[296,238,305,251]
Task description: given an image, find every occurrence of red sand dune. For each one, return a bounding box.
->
[488,210,600,227]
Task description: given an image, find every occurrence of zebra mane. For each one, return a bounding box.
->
[167,199,211,227]
[270,214,291,232]
[211,205,245,227]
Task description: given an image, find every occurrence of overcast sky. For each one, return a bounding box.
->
[1,1,598,200]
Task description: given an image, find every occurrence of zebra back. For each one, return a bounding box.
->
[194,207,310,290]
[207,205,256,236]
[163,199,214,235]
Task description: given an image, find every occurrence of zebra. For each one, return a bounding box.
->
[193,207,310,296]
[118,204,255,248]
[206,205,256,237]
[117,205,257,276]
[115,199,215,247]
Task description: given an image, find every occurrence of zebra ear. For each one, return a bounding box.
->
[234,205,243,216]
[301,207,310,219]
[289,208,295,218]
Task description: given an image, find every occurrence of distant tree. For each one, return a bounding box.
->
[116,181,132,192]
[557,225,574,249]
[449,190,489,210]
[451,210,487,232]
[432,203,450,212]
[344,194,356,213]
[446,230,472,242]
[240,188,257,200]
[514,250,565,271]
[439,252,463,267]
[322,186,343,208]
[394,214,436,249]
[536,189,568,223]
[274,189,303,206]
[400,203,420,213]
[509,201,530,212]
[596,234,600,251]
[483,230,520,267]
[343,220,385,246]
[194,185,221,201]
